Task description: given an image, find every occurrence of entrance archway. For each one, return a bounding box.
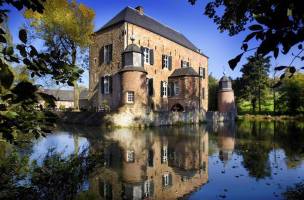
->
[171,103,184,112]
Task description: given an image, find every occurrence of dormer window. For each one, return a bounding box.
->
[181,60,190,68]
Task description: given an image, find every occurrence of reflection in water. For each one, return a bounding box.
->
[6,120,303,199]
[87,126,209,200]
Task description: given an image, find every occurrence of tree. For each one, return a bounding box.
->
[208,74,218,111]
[24,0,95,110]
[239,55,270,113]
[188,0,304,79]
[277,73,304,114]
[0,0,83,142]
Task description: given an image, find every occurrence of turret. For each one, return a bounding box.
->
[119,42,148,113]
[218,74,236,113]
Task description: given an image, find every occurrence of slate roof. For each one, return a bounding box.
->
[43,89,89,101]
[96,7,207,57]
[169,67,200,78]
[123,43,142,53]
[43,89,74,101]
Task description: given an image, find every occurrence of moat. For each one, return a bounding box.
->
[2,120,304,199]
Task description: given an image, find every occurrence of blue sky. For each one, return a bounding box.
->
[6,0,301,88]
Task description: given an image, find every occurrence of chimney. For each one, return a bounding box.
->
[135,6,144,15]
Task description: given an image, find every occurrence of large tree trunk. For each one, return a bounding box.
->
[71,46,79,111]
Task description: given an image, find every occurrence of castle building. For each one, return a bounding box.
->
[89,6,208,113]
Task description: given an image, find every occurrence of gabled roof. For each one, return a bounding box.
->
[96,7,207,57]
[169,67,200,78]
[43,89,74,101]
[43,89,89,101]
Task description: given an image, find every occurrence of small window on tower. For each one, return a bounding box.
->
[126,91,135,103]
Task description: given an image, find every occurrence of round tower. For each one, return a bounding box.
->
[119,43,148,113]
[218,74,236,113]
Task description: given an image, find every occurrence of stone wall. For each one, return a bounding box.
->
[56,110,207,127]
[206,111,236,122]
[126,23,208,111]
[89,21,209,112]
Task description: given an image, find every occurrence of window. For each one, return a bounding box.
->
[163,55,169,69]
[126,91,134,103]
[162,146,168,163]
[181,60,190,68]
[202,87,205,99]
[143,47,150,64]
[174,82,180,96]
[162,173,172,187]
[143,180,151,197]
[142,47,154,65]
[147,78,154,96]
[161,81,168,97]
[101,76,111,95]
[99,44,112,65]
[94,58,97,65]
[104,76,110,94]
[126,150,135,162]
[199,67,206,79]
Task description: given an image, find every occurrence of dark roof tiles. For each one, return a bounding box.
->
[169,67,200,78]
[96,7,207,57]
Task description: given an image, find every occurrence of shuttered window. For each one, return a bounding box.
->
[161,81,168,97]
[181,60,190,68]
[101,76,112,95]
[99,44,113,65]
[162,55,172,70]
[141,47,154,65]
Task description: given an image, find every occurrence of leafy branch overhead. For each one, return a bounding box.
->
[189,0,304,77]
[0,0,85,142]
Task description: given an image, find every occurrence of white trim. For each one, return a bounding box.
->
[126,91,134,103]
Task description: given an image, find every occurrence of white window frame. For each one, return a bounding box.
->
[162,81,168,97]
[143,47,150,64]
[162,146,168,163]
[103,76,110,94]
[182,60,189,68]
[163,55,169,69]
[143,180,151,197]
[163,173,170,187]
[174,82,179,96]
[126,91,135,103]
[126,150,135,162]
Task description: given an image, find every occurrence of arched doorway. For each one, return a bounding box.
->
[171,103,184,112]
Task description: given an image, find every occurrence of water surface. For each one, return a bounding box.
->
[26,121,304,199]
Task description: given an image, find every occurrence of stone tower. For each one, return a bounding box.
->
[218,75,236,113]
[119,43,148,113]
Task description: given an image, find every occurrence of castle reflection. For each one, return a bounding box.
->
[87,126,209,200]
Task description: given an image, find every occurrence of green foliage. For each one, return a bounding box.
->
[238,54,271,113]
[277,73,304,115]
[0,146,103,200]
[208,74,218,111]
[0,1,84,142]
[24,0,95,110]
[189,0,304,77]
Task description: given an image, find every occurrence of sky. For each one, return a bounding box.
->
[5,0,302,89]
